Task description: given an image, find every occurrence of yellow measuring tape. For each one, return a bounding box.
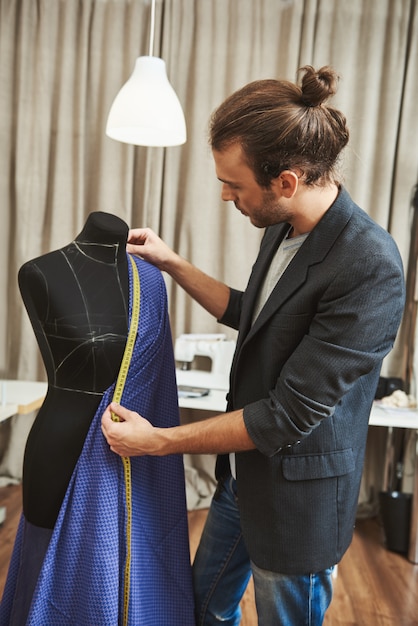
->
[111,255,140,626]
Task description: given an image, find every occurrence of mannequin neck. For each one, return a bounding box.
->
[74,212,129,264]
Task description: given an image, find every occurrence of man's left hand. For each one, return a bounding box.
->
[101,402,159,457]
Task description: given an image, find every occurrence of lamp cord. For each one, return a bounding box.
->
[149,0,156,57]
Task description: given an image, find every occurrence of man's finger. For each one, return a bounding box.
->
[109,402,131,422]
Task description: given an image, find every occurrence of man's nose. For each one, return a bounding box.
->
[221,184,235,202]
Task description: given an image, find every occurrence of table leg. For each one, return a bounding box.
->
[382,426,395,491]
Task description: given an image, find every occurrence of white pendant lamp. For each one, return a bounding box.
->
[106,0,186,147]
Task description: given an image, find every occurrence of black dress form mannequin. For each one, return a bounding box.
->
[2,211,195,626]
[18,211,130,529]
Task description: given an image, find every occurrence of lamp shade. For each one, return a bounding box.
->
[106,56,186,147]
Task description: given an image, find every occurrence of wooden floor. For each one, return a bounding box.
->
[1,484,418,625]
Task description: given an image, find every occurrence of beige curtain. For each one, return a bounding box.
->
[1,0,417,508]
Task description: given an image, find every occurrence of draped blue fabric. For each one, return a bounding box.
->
[0,256,195,625]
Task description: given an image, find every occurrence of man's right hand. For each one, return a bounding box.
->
[127,227,177,271]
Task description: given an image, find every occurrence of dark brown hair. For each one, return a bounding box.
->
[209,65,349,187]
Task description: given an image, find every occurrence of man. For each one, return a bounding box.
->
[102,66,405,625]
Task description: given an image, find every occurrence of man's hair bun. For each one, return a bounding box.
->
[299,65,339,108]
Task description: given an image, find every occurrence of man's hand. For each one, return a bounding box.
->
[101,402,162,457]
[127,227,177,271]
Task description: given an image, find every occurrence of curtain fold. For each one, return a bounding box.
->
[1,0,417,508]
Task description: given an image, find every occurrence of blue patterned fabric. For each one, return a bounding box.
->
[0,256,195,625]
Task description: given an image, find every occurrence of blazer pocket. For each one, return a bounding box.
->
[282,448,355,481]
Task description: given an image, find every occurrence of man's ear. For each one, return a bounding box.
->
[272,170,299,198]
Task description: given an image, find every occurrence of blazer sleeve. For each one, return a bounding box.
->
[218,287,245,330]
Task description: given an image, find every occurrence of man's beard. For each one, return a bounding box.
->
[248,189,293,228]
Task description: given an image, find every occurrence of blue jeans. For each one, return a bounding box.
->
[192,475,334,626]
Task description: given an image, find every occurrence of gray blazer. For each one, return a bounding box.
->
[218,187,405,574]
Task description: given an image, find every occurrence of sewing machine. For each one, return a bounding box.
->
[175,333,235,392]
